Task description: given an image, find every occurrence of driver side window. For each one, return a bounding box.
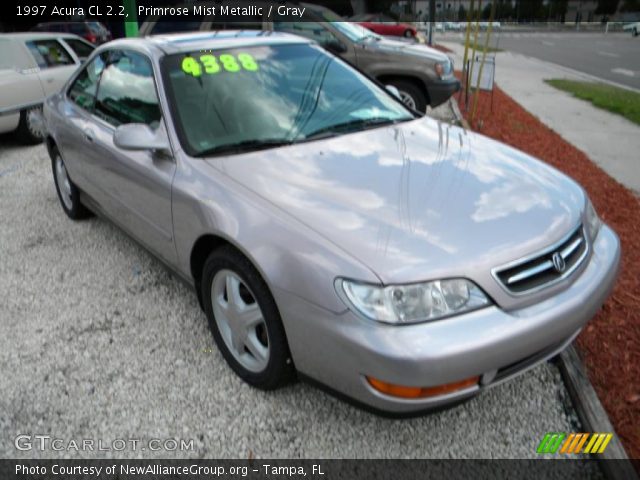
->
[93,50,161,128]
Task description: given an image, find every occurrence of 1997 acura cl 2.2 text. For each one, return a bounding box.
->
[43,32,620,414]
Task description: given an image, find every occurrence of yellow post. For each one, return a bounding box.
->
[470,0,497,123]
[461,0,475,78]
[466,2,482,110]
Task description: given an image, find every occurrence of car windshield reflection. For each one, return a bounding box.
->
[161,44,414,157]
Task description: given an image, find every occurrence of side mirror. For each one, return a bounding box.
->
[323,39,347,55]
[385,85,402,100]
[113,123,170,153]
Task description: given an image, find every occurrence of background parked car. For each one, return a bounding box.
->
[139,2,459,111]
[32,21,112,44]
[350,13,417,38]
[622,21,640,36]
[0,33,94,143]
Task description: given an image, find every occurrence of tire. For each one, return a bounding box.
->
[403,29,414,38]
[633,28,638,37]
[15,106,45,145]
[201,246,295,390]
[387,79,428,112]
[50,146,91,220]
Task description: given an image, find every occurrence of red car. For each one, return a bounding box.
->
[351,13,417,38]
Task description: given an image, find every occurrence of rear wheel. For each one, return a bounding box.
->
[387,79,427,112]
[403,29,414,38]
[201,246,295,389]
[15,106,45,145]
[633,28,638,37]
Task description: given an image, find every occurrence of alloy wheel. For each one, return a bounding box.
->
[55,155,73,211]
[398,91,417,110]
[211,269,270,372]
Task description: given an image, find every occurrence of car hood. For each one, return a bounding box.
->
[206,117,584,286]
[366,37,449,63]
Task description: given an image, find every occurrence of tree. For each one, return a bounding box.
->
[595,0,620,15]
[458,4,466,20]
[482,2,493,19]
[518,0,545,20]
[619,0,640,11]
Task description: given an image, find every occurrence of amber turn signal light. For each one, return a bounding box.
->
[367,375,479,399]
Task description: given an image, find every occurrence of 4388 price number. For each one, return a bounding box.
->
[181,53,259,77]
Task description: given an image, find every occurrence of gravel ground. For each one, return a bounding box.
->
[0,137,585,460]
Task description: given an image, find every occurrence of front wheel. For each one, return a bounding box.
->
[387,79,427,112]
[51,147,91,220]
[202,246,295,390]
[633,28,638,37]
[403,29,414,38]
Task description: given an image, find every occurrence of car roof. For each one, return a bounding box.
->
[105,30,312,57]
[1,32,82,41]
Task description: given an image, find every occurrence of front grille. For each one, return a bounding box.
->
[494,226,588,294]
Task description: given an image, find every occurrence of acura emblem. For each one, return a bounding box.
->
[552,252,566,273]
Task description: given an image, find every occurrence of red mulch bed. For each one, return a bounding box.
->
[433,44,453,53]
[457,85,640,459]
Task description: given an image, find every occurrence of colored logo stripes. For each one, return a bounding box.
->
[537,433,613,454]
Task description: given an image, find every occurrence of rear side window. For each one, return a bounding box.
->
[68,54,106,110]
[273,21,338,45]
[94,50,161,128]
[63,38,95,59]
[26,39,75,68]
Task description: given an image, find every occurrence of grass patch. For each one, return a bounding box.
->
[545,79,640,126]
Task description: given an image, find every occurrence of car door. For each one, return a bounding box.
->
[73,49,177,264]
[25,38,79,96]
[0,39,46,117]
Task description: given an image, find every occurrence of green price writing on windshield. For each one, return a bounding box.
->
[181,53,259,77]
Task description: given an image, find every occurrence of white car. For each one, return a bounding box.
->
[623,21,640,36]
[0,33,94,144]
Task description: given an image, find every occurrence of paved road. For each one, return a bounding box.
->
[440,31,640,90]
[0,138,586,460]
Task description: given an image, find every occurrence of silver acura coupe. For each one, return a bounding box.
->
[44,31,620,414]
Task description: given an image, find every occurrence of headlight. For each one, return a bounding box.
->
[337,278,491,325]
[584,197,601,242]
[434,60,452,79]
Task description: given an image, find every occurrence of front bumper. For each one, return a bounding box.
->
[277,225,620,414]
[428,77,461,107]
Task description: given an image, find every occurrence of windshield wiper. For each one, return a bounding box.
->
[302,118,403,141]
[194,138,293,157]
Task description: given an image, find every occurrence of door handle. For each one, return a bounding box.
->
[46,78,54,83]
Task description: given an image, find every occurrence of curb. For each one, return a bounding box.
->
[558,345,638,479]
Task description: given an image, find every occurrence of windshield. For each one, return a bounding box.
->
[162,43,413,157]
